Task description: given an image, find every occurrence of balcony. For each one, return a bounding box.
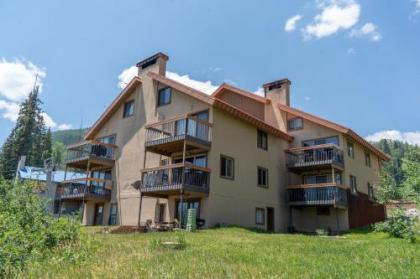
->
[56,177,112,202]
[140,163,210,196]
[286,144,344,173]
[145,115,212,156]
[66,140,117,169]
[286,183,348,208]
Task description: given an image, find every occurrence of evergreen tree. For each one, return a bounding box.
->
[0,86,52,179]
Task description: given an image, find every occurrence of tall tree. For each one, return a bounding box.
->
[0,86,52,179]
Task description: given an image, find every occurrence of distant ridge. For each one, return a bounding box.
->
[52,128,89,146]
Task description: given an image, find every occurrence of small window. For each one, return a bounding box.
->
[158,87,172,106]
[350,175,357,195]
[347,140,355,158]
[108,203,118,225]
[257,130,268,150]
[365,152,371,167]
[123,100,134,118]
[288,118,303,130]
[257,167,269,188]
[316,207,330,216]
[220,155,234,179]
[255,208,265,225]
[368,183,374,200]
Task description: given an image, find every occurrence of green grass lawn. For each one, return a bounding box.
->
[23,227,419,279]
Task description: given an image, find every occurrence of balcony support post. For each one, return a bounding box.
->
[331,167,335,184]
[178,139,187,229]
[335,207,340,233]
[138,193,143,227]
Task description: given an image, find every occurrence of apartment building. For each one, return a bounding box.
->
[55,52,389,232]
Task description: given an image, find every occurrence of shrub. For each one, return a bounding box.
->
[374,207,418,243]
[0,179,82,276]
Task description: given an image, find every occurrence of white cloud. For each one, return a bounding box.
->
[254,88,265,97]
[350,22,382,42]
[40,112,72,130]
[117,66,219,95]
[304,96,312,101]
[366,130,420,145]
[414,0,420,12]
[285,15,303,32]
[166,72,218,95]
[117,66,138,89]
[57,123,73,130]
[209,67,222,73]
[0,58,71,130]
[347,47,356,54]
[0,100,20,122]
[0,58,46,102]
[302,0,360,40]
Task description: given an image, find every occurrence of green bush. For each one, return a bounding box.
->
[374,208,418,243]
[0,179,82,276]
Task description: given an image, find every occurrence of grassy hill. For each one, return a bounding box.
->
[22,227,420,278]
[52,128,88,145]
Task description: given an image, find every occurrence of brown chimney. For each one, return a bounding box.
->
[136,52,169,76]
[263,78,291,106]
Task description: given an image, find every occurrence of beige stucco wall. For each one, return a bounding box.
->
[86,67,211,226]
[205,108,290,232]
[292,207,349,232]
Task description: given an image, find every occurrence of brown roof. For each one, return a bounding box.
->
[211,83,268,104]
[86,72,292,142]
[85,77,141,140]
[148,72,292,141]
[277,103,390,161]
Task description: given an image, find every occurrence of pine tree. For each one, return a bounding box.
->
[0,86,52,179]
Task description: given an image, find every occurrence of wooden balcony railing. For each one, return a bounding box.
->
[145,115,212,147]
[56,177,112,201]
[286,144,344,170]
[140,163,210,194]
[286,183,348,207]
[66,140,117,163]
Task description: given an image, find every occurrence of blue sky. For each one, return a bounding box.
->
[0,0,419,144]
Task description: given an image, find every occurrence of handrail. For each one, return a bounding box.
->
[286,144,342,153]
[145,114,213,129]
[61,177,113,190]
[67,140,118,150]
[140,162,211,173]
[287,182,348,190]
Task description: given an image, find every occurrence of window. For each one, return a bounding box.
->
[288,117,303,130]
[108,203,118,225]
[365,152,371,167]
[347,140,355,158]
[255,208,265,225]
[220,155,234,179]
[368,183,374,200]
[257,130,268,150]
[257,167,268,188]
[98,135,116,144]
[316,207,330,216]
[350,175,357,194]
[157,87,172,106]
[123,100,134,118]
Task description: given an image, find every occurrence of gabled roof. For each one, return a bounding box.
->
[85,77,141,140]
[147,72,292,141]
[277,103,390,161]
[211,83,268,104]
[85,72,292,142]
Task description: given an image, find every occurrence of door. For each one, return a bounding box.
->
[266,207,274,232]
[94,203,104,225]
[158,204,166,223]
